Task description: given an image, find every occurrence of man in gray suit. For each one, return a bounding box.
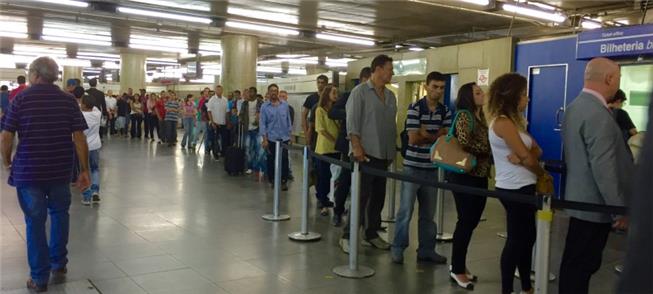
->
[559,57,633,294]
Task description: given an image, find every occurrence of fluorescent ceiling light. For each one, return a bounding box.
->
[117,7,212,24]
[502,4,566,23]
[58,58,91,67]
[130,44,187,54]
[32,0,88,8]
[400,59,422,66]
[257,66,282,73]
[42,29,111,42]
[103,62,121,69]
[127,0,210,11]
[317,20,375,36]
[0,32,28,39]
[226,21,299,36]
[276,54,309,58]
[42,35,111,47]
[316,33,375,46]
[287,68,305,75]
[459,0,490,5]
[581,19,602,30]
[258,58,318,65]
[227,7,298,25]
[78,52,120,59]
[409,47,425,52]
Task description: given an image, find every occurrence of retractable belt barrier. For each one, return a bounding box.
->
[274,143,627,291]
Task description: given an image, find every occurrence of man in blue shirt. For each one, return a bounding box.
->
[0,85,8,116]
[1,56,90,292]
[391,71,451,264]
[260,84,292,191]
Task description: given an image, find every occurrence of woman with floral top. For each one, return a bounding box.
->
[448,82,492,290]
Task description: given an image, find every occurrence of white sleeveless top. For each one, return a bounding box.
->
[489,118,537,190]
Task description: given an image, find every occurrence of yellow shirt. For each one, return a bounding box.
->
[315,106,339,154]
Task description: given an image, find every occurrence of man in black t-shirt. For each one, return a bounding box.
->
[609,89,638,142]
[301,74,328,150]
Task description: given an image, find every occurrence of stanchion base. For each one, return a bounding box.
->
[515,271,556,282]
[332,265,375,279]
[288,231,322,241]
[262,214,290,221]
[436,233,453,242]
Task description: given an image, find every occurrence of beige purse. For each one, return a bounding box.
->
[430,110,477,174]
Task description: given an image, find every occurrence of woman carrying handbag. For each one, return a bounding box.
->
[445,82,492,290]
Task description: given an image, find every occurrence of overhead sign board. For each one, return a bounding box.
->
[576,24,653,59]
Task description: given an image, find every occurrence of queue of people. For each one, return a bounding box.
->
[0,54,645,294]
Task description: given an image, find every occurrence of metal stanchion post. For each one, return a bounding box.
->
[333,162,374,278]
[382,162,396,223]
[262,141,290,221]
[534,194,553,294]
[289,146,321,241]
[435,168,453,241]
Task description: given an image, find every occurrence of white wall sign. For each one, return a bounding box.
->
[477,68,490,86]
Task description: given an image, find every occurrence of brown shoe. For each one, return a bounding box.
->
[51,267,67,284]
[26,278,47,292]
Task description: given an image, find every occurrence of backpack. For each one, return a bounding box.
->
[400,99,447,158]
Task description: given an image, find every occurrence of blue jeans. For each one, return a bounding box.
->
[245,129,260,170]
[82,150,100,199]
[392,166,438,256]
[16,183,71,286]
[181,117,195,147]
[195,121,207,148]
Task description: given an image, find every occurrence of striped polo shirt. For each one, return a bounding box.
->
[164,100,180,121]
[403,97,452,169]
[2,84,88,186]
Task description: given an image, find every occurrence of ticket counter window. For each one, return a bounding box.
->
[620,64,652,131]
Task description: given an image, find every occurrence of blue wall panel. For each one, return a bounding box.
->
[514,36,588,198]
[515,36,587,107]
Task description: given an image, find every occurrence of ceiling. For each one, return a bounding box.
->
[0,0,648,79]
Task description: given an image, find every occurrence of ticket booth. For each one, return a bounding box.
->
[515,24,653,198]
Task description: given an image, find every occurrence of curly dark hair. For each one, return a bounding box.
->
[487,73,528,130]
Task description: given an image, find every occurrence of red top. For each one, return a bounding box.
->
[141,95,149,114]
[198,96,209,122]
[8,84,27,102]
[155,99,166,119]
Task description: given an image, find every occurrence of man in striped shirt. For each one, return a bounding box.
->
[391,71,451,265]
[1,56,90,292]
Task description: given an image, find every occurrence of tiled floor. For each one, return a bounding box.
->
[0,136,626,293]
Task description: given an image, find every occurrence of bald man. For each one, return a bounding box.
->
[558,58,634,294]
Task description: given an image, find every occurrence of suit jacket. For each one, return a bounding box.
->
[562,91,633,223]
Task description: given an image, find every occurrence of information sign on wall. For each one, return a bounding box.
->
[477,68,490,86]
[577,24,653,59]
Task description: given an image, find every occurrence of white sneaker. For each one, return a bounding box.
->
[362,237,391,250]
[245,169,253,175]
[81,198,91,206]
[339,238,350,254]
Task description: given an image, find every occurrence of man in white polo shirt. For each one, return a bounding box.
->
[206,85,229,159]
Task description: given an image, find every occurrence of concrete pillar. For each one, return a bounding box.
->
[62,66,82,85]
[120,53,146,94]
[221,34,257,94]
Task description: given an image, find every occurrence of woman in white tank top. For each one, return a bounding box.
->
[487,73,553,294]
